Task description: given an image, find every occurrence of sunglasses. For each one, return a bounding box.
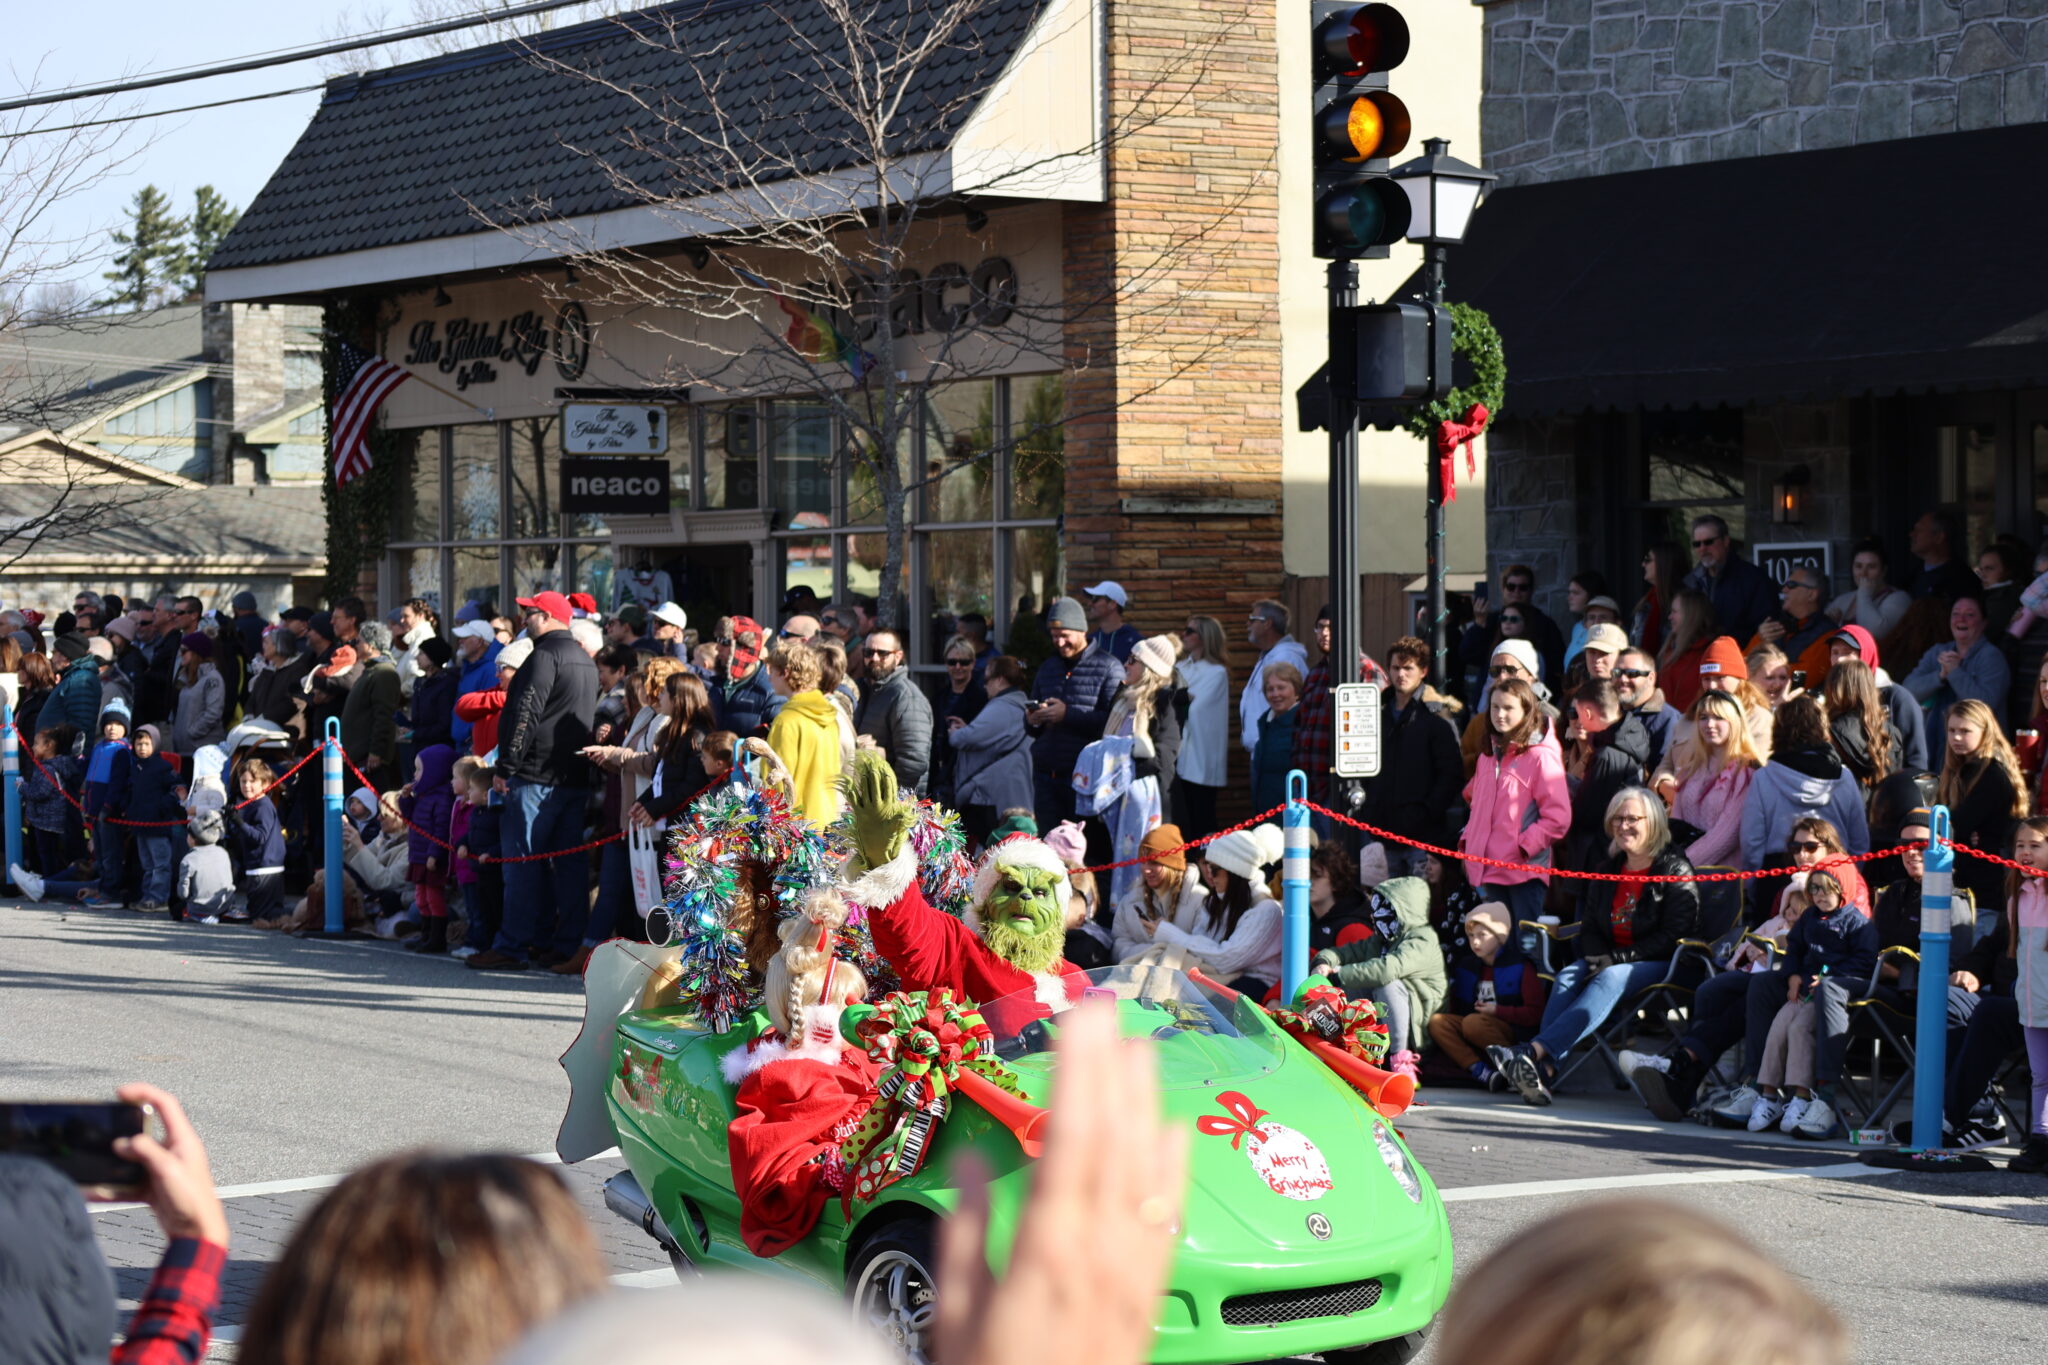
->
[945,658,973,667]
[1692,537,1721,549]
[1617,667,1653,679]
[713,635,735,646]
[864,648,899,658]
[777,629,806,639]
[1487,665,1524,678]
[1503,581,1532,592]
[1501,616,1525,626]
[1789,840,1822,854]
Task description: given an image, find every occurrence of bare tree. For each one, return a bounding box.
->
[463,0,1267,629]
[319,0,634,74]
[2,66,167,567]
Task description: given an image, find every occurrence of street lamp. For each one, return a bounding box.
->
[1388,136,1497,685]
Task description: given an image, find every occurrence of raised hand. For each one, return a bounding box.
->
[842,751,916,872]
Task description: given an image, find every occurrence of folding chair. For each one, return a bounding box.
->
[1524,866,1747,1090]
[1838,887,1976,1126]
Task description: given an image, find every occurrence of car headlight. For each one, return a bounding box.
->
[1372,1122,1422,1204]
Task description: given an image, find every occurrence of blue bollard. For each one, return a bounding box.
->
[1282,769,1312,1002]
[323,718,345,935]
[1908,806,1953,1153]
[2,705,21,890]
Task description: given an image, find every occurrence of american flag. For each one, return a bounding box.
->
[329,340,411,486]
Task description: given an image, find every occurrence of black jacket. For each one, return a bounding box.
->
[1947,757,2021,908]
[1573,846,1699,964]
[856,666,936,794]
[1360,687,1463,843]
[126,754,184,825]
[641,731,713,823]
[1570,722,1655,844]
[500,629,599,786]
[406,667,458,751]
[340,655,402,771]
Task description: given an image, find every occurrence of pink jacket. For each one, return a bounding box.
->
[1460,722,1570,887]
[1670,761,1755,869]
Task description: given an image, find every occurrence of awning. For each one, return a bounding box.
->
[1448,122,2048,416]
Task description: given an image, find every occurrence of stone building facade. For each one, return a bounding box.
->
[1482,0,2048,186]
[1461,0,2048,656]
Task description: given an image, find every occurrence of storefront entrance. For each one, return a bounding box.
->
[615,542,755,638]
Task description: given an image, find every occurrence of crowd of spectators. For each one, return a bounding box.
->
[4,515,2044,1160]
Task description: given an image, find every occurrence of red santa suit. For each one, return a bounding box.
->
[723,1021,878,1258]
[842,842,1090,1034]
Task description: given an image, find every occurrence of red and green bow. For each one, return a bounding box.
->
[1266,978,1391,1066]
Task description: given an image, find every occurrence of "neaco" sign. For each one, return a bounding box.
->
[559,457,670,516]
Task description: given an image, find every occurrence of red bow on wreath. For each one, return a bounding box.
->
[1434,402,1490,505]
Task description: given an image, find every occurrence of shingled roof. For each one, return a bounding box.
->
[208,0,1046,274]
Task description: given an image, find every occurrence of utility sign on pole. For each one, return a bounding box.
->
[1333,683,1383,778]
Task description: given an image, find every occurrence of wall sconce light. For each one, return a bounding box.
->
[683,244,711,271]
[1772,465,1810,525]
[964,205,989,233]
[564,262,579,285]
[433,282,452,307]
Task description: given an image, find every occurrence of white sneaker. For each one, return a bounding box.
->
[10,864,46,902]
[449,945,479,961]
[1792,1098,1839,1140]
[1714,1084,1762,1126]
[1747,1094,1786,1132]
[1778,1096,1811,1133]
[1618,1049,1670,1076]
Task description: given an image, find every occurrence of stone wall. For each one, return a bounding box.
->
[1483,414,1589,624]
[1480,0,2048,186]
[1061,1,1286,639]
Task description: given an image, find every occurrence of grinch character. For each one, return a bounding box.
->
[723,888,876,1257]
[840,753,1086,1029]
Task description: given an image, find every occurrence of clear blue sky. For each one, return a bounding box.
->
[6,2,367,290]
[7,3,611,292]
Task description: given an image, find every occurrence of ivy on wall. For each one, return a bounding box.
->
[321,298,401,601]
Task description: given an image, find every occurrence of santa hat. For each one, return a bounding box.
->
[968,834,1071,929]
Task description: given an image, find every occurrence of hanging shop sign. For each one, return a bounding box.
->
[403,302,593,390]
[559,457,670,516]
[562,403,669,454]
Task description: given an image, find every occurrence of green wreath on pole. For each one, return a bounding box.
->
[1404,301,1506,442]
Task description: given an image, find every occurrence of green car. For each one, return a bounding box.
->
[586,963,1452,1364]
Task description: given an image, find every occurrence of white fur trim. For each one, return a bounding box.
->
[841,845,918,908]
[722,1036,787,1083]
[1034,971,1076,1014]
[970,838,1072,911]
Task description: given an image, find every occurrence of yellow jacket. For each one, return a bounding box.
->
[768,689,844,825]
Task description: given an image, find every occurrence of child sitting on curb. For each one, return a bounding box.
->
[1427,903,1548,1089]
[177,812,236,925]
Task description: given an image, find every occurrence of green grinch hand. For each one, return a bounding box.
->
[843,752,918,874]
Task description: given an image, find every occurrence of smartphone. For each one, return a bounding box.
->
[0,1101,156,1199]
[1472,581,1490,608]
[1791,669,1808,689]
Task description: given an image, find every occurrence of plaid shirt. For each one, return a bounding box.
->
[1292,652,1388,804]
[114,1237,225,1365]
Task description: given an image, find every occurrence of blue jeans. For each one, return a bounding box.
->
[134,834,174,905]
[1535,958,1668,1060]
[584,838,634,947]
[492,779,589,959]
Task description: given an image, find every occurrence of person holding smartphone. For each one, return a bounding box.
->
[0,1083,228,1363]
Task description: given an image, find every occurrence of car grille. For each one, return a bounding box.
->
[1219,1277,1384,1327]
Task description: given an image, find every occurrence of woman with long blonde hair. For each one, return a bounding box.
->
[1173,615,1231,840]
[1940,697,2029,911]
[1821,657,1895,789]
[1665,689,1763,868]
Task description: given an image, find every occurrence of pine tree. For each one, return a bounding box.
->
[100,185,187,311]
[174,186,241,299]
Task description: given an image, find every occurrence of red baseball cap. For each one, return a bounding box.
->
[516,590,574,624]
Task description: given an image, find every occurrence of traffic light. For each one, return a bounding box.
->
[1311,4,1413,259]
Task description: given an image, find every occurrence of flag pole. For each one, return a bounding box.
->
[397,370,495,420]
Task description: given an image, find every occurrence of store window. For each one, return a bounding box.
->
[703,403,761,510]
[1938,423,1999,563]
[391,427,442,543]
[509,415,560,539]
[1010,374,1066,519]
[768,400,833,526]
[923,380,997,523]
[450,425,500,540]
[1641,408,1746,550]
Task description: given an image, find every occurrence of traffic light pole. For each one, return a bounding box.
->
[1327,259,1363,815]
[1423,242,1449,686]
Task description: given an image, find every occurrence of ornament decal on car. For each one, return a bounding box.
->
[1196,1090,1334,1202]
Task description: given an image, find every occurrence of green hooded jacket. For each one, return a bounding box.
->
[1312,875,1447,1052]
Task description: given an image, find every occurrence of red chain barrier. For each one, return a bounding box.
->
[1306,801,1916,883]
[1942,843,2048,879]
[1074,803,1290,876]
[341,755,622,864]
[12,723,324,829]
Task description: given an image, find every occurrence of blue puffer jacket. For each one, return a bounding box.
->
[1028,643,1123,779]
[716,666,782,738]
[46,656,103,748]
[449,641,503,747]
[126,754,183,826]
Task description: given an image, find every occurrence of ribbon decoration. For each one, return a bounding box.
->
[837,990,1027,1210]
[1434,402,1489,505]
[1266,982,1392,1067]
[1194,1090,1273,1150]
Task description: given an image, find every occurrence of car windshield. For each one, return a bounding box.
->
[984,965,1285,1088]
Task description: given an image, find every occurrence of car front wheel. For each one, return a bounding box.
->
[848,1217,940,1365]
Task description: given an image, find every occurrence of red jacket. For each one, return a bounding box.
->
[728,1049,877,1257]
[454,687,505,757]
[849,849,1088,1034]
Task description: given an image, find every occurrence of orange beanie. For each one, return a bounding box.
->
[1697,636,1747,680]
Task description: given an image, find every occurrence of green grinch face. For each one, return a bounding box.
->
[978,865,1067,974]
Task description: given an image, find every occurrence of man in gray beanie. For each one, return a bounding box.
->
[1025,595,1122,829]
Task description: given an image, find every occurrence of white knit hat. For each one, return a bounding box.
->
[1131,634,1176,679]
[1204,828,1266,882]
[496,636,534,673]
[1251,822,1285,869]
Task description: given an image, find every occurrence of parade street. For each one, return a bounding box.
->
[4,900,2044,1364]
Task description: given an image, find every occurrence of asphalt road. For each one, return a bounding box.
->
[4,899,2045,1362]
